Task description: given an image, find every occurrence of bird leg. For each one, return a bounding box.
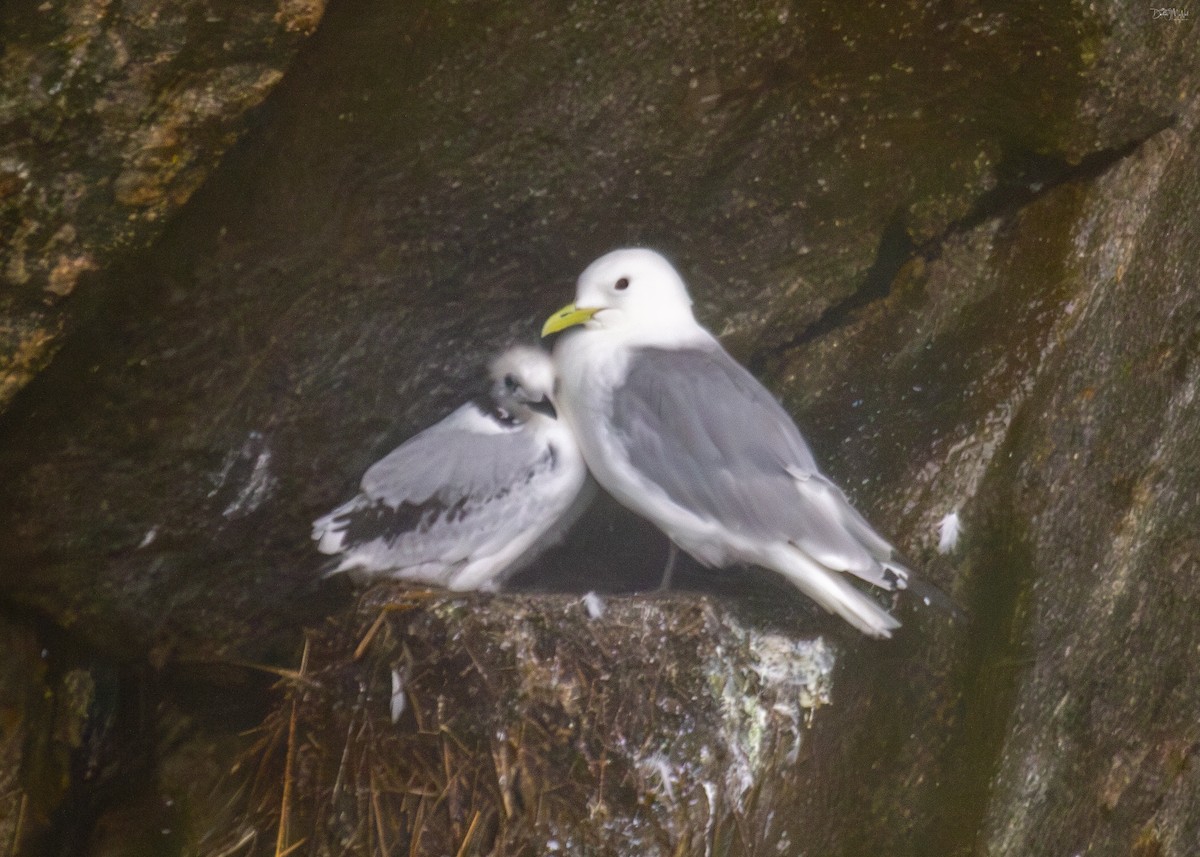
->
[658,541,679,591]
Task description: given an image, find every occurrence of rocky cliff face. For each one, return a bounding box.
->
[0,1,1196,854]
[0,0,325,408]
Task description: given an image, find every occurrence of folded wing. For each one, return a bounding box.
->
[609,345,908,589]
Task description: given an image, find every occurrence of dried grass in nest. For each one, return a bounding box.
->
[229,585,833,856]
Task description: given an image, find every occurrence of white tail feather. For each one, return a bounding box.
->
[766,545,901,639]
[311,496,364,555]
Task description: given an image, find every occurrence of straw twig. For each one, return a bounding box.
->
[274,637,310,857]
[453,810,482,857]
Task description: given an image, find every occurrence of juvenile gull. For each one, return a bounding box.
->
[312,346,591,590]
[543,249,910,638]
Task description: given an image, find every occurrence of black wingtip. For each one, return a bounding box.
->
[906,574,969,624]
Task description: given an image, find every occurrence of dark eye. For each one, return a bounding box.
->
[615,276,630,291]
[504,374,519,391]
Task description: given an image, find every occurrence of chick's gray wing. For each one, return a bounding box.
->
[315,401,570,565]
[360,401,540,506]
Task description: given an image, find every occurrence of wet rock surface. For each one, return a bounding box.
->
[0,0,326,410]
[0,617,41,851]
[0,0,1197,854]
[977,105,1200,857]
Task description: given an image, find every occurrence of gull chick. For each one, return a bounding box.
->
[543,249,910,638]
[312,346,591,590]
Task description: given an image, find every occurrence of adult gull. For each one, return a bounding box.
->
[542,249,910,638]
[312,345,591,590]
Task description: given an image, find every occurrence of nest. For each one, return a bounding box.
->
[222,586,838,856]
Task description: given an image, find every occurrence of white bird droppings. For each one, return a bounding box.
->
[390,668,406,723]
[582,591,606,619]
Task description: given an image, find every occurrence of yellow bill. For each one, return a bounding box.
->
[541,303,599,337]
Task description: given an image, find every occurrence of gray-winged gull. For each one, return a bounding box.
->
[312,345,592,590]
[542,248,910,638]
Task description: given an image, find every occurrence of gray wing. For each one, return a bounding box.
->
[313,402,564,565]
[610,345,903,583]
[358,401,538,506]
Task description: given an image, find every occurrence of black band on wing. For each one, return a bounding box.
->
[334,497,469,548]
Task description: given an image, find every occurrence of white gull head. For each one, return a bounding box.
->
[543,249,703,346]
